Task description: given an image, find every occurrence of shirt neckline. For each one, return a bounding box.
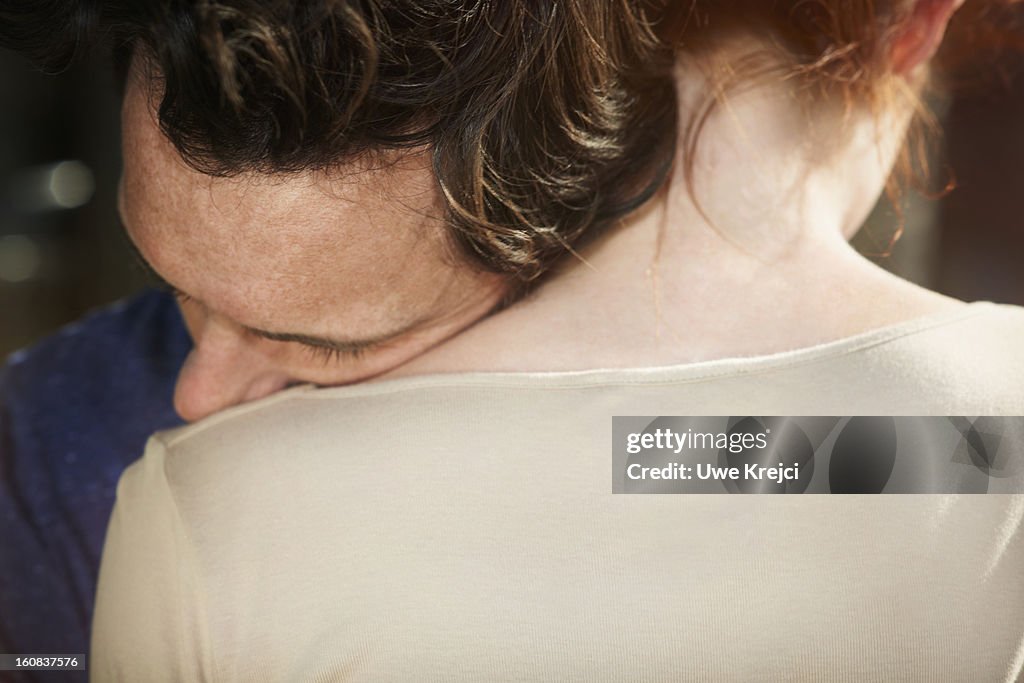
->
[165,301,1000,441]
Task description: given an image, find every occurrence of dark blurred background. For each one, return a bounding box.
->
[0,48,150,359]
[1,45,1023,360]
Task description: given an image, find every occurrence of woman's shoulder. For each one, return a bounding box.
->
[806,300,1024,413]
[879,300,1024,365]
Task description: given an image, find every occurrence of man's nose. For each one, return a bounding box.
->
[173,318,295,423]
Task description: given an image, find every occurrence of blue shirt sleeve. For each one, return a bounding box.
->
[0,289,190,683]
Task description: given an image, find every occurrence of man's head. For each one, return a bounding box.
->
[120,58,510,421]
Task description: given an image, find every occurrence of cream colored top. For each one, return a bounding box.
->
[91,302,1024,682]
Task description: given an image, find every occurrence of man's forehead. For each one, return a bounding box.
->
[119,71,453,333]
[123,97,436,243]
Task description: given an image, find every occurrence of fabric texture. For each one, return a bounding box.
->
[91,301,1024,682]
[0,290,188,683]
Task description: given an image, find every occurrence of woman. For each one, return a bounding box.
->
[66,0,1024,679]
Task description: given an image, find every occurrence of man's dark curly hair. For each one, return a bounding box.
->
[2,0,1021,284]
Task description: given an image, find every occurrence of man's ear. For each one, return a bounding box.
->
[889,0,967,75]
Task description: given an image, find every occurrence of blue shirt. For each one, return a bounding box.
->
[0,290,189,682]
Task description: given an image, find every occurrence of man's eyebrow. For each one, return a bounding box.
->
[122,227,420,353]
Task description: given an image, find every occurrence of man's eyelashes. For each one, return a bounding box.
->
[301,343,369,364]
